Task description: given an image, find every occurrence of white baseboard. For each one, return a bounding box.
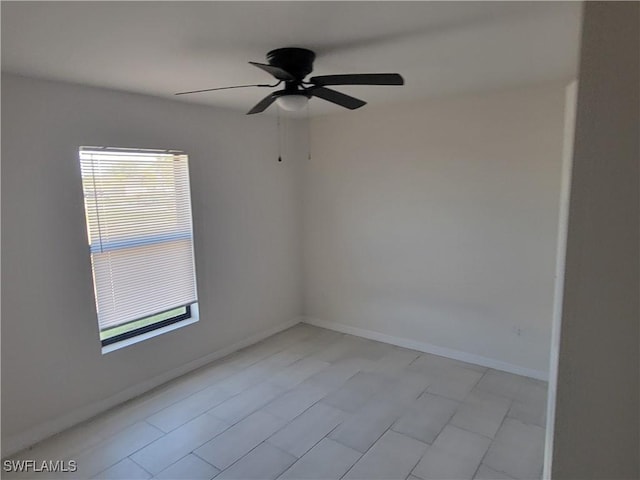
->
[303,317,548,381]
[2,317,302,458]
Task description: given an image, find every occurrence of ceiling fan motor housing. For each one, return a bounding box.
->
[267,48,315,81]
[175,46,403,114]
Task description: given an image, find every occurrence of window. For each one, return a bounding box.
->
[79,147,198,347]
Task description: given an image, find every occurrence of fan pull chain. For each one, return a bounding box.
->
[277,108,282,162]
[306,102,311,160]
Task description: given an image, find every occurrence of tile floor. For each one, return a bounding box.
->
[5,324,548,480]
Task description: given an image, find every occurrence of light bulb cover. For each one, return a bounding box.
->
[276,94,308,112]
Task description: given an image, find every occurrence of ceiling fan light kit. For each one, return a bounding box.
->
[276,94,309,111]
[175,47,404,114]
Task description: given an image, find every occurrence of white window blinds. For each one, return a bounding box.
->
[79,147,198,332]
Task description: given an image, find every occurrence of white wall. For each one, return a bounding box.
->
[303,83,567,376]
[0,73,572,454]
[1,74,305,452]
[551,2,639,477]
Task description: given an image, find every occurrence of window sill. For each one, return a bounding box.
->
[101,304,199,354]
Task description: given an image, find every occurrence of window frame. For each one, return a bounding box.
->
[100,305,193,347]
[78,146,199,351]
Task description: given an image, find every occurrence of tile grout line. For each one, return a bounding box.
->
[267,364,374,478]
[469,369,509,480]
[126,454,156,478]
[10,327,547,480]
[333,359,435,479]
[191,351,366,477]
[24,326,319,468]
[73,421,166,479]
[470,394,515,480]
[134,417,230,478]
[144,329,330,434]
[337,424,390,480]
[205,439,273,477]
[112,332,325,477]
[138,449,218,480]
[147,340,374,478]
[411,367,493,480]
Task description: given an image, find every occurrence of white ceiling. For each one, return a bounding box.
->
[1,1,582,116]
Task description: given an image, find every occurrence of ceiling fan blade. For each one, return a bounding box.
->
[247,92,278,115]
[175,83,277,96]
[249,62,296,82]
[309,86,366,110]
[309,73,404,86]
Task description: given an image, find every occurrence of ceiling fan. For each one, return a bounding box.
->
[175,47,404,114]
